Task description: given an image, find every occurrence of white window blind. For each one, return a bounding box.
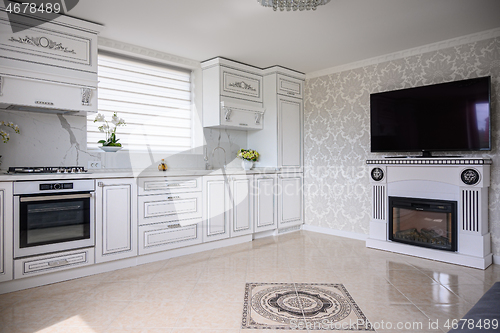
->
[87,52,192,151]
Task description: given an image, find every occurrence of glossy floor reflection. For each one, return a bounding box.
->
[0,230,499,333]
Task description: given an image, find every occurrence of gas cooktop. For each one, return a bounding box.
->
[8,166,88,174]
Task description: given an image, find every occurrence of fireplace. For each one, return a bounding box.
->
[389,196,457,252]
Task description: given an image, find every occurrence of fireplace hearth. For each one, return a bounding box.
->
[389,196,457,252]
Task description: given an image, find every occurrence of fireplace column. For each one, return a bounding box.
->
[365,158,492,269]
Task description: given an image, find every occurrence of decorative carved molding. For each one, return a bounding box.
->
[366,158,492,166]
[461,169,480,185]
[9,36,76,54]
[97,37,200,69]
[307,27,500,79]
[371,167,384,181]
[228,81,256,92]
[81,88,92,106]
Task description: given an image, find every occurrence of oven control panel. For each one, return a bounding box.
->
[40,183,74,191]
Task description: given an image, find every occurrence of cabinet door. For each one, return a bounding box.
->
[278,173,303,228]
[220,66,263,103]
[203,176,230,242]
[278,96,303,171]
[253,175,278,232]
[0,182,13,283]
[254,174,278,232]
[277,74,303,99]
[230,175,253,237]
[95,178,137,263]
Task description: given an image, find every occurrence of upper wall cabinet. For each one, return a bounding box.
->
[202,57,265,130]
[0,10,102,114]
[247,66,305,171]
[277,74,303,99]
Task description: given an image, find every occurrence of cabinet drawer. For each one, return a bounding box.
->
[14,248,94,279]
[138,192,202,225]
[277,74,303,99]
[0,12,97,73]
[221,66,263,103]
[0,75,97,113]
[138,177,201,195]
[139,220,202,255]
[221,108,263,130]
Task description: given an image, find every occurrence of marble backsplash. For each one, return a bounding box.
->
[0,109,246,172]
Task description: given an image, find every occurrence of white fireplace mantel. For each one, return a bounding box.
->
[365,157,492,269]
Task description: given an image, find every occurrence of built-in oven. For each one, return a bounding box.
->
[13,179,95,258]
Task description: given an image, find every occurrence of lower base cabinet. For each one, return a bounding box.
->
[0,182,13,283]
[139,219,202,255]
[230,175,253,237]
[278,173,303,228]
[14,248,94,279]
[254,174,278,232]
[95,178,138,263]
[202,176,230,242]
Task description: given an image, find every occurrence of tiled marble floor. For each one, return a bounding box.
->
[0,230,499,333]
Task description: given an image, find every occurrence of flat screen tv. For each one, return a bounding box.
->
[370,76,491,156]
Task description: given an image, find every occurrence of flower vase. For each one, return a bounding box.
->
[242,159,254,170]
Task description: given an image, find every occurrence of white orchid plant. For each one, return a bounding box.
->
[0,120,20,143]
[94,112,126,147]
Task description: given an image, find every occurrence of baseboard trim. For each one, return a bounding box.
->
[493,254,500,266]
[302,225,368,241]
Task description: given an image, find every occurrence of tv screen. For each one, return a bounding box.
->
[370,76,491,154]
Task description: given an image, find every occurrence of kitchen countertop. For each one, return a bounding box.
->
[0,167,280,181]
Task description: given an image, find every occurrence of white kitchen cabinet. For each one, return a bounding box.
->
[95,178,137,263]
[139,219,202,255]
[278,173,303,228]
[201,57,265,130]
[278,95,303,170]
[0,182,13,283]
[277,74,303,99]
[229,175,253,237]
[202,176,230,242]
[0,10,102,114]
[247,67,304,171]
[138,192,202,226]
[254,174,278,232]
[203,174,254,241]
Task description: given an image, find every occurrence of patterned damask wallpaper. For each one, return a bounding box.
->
[304,36,500,256]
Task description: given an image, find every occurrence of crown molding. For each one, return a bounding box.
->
[98,37,200,70]
[306,27,500,79]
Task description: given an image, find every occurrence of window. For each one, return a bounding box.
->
[87,52,192,151]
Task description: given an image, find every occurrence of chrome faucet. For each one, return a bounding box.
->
[211,146,227,170]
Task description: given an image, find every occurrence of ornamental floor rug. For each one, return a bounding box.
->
[242,283,374,331]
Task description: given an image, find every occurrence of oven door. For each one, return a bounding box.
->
[14,192,95,258]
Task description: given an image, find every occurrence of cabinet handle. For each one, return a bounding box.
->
[48,259,69,267]
[167,196,180,200]
[98,182,104,187]
[239,123,248,126]
[168,223,182,229]
[167,183,181,186]
[224,108,232,121]
[255,113,262,124]
[35,100,54,106]
[287,92,296,95]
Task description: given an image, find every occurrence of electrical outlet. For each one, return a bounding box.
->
[88,161,101,169]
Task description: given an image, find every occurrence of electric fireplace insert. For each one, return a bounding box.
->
[389,196,457,252]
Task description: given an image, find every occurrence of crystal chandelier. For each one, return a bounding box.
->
[258,0,331,11]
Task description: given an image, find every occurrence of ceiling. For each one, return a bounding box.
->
[69,0,500,74]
